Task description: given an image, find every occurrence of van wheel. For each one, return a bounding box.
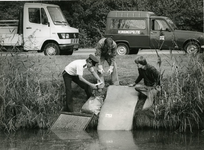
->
[117,43,129,55]
[184,41,200,54]
[44,43,60,56]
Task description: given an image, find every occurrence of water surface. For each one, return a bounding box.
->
[0,129,204,150]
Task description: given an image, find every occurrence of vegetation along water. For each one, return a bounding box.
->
[0,0,203,134]
[0,51,203,133]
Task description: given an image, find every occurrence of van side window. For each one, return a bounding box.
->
[41,8,48,25]
[152,19,170,31]
[110,19,146,29]
[29,8,40,24]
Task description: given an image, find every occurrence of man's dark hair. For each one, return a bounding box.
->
[135,56,147,65]
[104,37,113,48]
[89,59,97,66]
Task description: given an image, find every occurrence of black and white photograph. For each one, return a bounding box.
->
[0,0,204,149]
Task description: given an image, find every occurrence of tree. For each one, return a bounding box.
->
[0,0,203,47]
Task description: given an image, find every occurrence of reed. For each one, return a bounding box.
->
[0,53,64,132]
[0,51,203,132]
[0,52,101,132]
[135,53,204,132]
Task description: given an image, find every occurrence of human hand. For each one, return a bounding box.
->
[95,82,104,89]
[95,82,103,86]
[98,65,105,74]
[107,66,114,75]
[155,85,161,91]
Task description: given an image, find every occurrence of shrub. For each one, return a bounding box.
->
[135,54,204,132]
[0,54,64,132]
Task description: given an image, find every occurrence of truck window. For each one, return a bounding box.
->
[41,8,48,25]
[47,6,68,25]
[29,8,40,24]
[152,19,170,31]
[110,19,146,29]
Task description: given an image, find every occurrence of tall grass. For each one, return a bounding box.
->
[0,53,65,132]
[0,52,100,132]
[135,53,204,132]
[1,51,203,133]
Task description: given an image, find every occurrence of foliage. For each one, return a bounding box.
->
[63,0,203,47]
[0,0,202,47]
[0,2,23,20]
[155,54,204,132]
[0,51,204,132]
[0,54,64,132]
[135,54,204,132]
[0,53,101,132]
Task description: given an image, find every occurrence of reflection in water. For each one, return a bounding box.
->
[0,129,204,150]
[52,129,92,140]
[132,130,204,150]
[98,130,138,150]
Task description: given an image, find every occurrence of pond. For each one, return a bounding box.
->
[0,129,204,150]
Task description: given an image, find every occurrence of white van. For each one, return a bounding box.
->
[0,3,79,55]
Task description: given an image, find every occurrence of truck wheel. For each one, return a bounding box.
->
[44,43,60,56]
[117,43,130,55]
[184,41,200,54]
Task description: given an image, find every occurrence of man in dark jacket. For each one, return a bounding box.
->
[129,56,161,109]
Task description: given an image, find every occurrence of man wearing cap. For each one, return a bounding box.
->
[95,37,119,85]
[129,56,161,110]
[62,54,103,112]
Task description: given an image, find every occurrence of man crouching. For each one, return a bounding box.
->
[62,54,103,112]
[129,56,161,110]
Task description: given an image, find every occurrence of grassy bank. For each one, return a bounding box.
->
[134,53,204,132]
[0,51,203,132]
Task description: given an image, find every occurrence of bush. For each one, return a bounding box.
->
[1,52,203,133]
[135,54,204,132]
[0,54,64,132]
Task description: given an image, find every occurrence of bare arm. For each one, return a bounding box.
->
[91,70,103,83]
[78,75,97,89]
[89,67,103,83]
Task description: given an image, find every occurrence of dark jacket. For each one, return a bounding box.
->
[135,64,160,87]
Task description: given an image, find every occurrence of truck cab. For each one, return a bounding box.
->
[105,11,204,55]
[0,3,79,55]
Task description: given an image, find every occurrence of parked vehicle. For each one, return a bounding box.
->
[105,11,204,55]
[0,3,79,55]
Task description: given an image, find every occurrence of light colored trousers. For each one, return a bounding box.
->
[135,84,159,110]
[99,57,119,85]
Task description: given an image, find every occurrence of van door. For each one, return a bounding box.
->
[23,7,50,51]
[150,19,175,50]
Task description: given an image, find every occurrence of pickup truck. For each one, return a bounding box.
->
[105,11,204,55]
[0,3,79,55]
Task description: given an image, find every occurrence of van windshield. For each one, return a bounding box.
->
[47,6,69,26]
